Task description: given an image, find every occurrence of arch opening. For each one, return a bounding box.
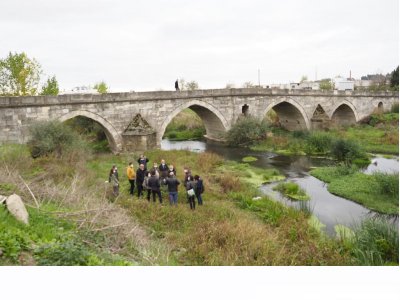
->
[242,104,249,116]
[58,111,121,153]
[160,101,228,145]
[331,104,357,127]
[377,102,384,114]
[264,101,308,131]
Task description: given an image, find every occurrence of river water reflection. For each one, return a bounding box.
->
[161,139,399,235]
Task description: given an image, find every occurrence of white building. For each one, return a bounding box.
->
[333,77,354,91]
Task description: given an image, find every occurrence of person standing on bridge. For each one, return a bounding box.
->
[175,79,180,91]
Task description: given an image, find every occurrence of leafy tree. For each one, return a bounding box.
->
[300,75,308,83]
[242,81,254,88]
[226,116,269,146]
[0,52,42,96]
[40,75,59,95]
[94,81,108,94]
[319,79,332,90]
[390,66,399,90]
[185,81,199,91]
[179,79,186,91]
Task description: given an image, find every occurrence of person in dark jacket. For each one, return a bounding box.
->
[148,170,162,203]
[168,165,176,176]
[175,79,180,91]
[194,175,204,205]
[136,164,146,198]
[159,159,169,181]
[137,154,149,170]
[186,175,196,210]
[164,172,180,205]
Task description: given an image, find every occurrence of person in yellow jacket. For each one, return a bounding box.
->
[127,162,136,196]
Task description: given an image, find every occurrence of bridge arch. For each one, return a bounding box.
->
[330,101,359,126]
[58,110,122,153]
[262,98,310,130]
[159,100,229,144]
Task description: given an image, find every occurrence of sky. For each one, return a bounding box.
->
[0,0,398,92]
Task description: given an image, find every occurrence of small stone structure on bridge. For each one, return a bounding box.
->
[0,88,398,152]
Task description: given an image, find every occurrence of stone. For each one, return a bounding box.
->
[5,194,29,225]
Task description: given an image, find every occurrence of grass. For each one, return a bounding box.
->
[0,204,131,266]
[311,167,399,214]
[163,109,206,140]
[242,156,258,162]
[252,112,399,155]
[0,143,354,265]
[219,162,285,186]
[273,182,310,201]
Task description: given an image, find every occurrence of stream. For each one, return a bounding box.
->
[161,139,399,235]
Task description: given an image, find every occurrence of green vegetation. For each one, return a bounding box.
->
[311,166,399,214]
[0,204,131,266]
[94,81,108,94]
[273,182,310,201]
[1,139,352,265]
[164,109,206,141]
[334,218,398,266]
[351,217,398,265]
[27,120,89,158]
[226,116,269,146]
[252,112,398,156]
[390,66,399,90]
[242,156,258,162]
[220,162,285,186]
[330,139,369,166]
[40,75,59,96]
[0,52,42,96]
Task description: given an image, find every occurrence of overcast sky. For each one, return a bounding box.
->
[0,0,398,91]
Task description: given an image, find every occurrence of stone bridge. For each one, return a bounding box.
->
[0,88,398,152]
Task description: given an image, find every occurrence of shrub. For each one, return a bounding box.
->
[305,132,333,154]
[373,172,399,198]
[28,120,88,158]
[352,217,399,265]
[390,102,399,113]
[273,182,310,201]
[330,138,367,165]
[226,117,269,146]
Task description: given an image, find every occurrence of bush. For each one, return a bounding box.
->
[305,132,333,154]
[373,172,399,198]
[226,117,269,146]
[391,102,399,113]
[28,120,88,158]
[330,138,367,165]
[352,217,399,265]
[273,182,310,201]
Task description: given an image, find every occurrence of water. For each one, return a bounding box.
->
[161,139,399,235]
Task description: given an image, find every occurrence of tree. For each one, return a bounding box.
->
[319,79,332,90]
[390,66,399,90]
[300,75,308,83]
[179,79,186,91]
[40,75,59,95]
[94,81,108,94]
[242,81,254,88]
[185,81,199,91]
[0,52,42,96]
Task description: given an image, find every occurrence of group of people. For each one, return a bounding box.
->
[109,154,204,210]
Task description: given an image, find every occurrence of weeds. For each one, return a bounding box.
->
[273,182,310,201]
[351,217,398,265]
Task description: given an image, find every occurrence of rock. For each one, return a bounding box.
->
[6,194,29,224]
[252,196,262,200]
